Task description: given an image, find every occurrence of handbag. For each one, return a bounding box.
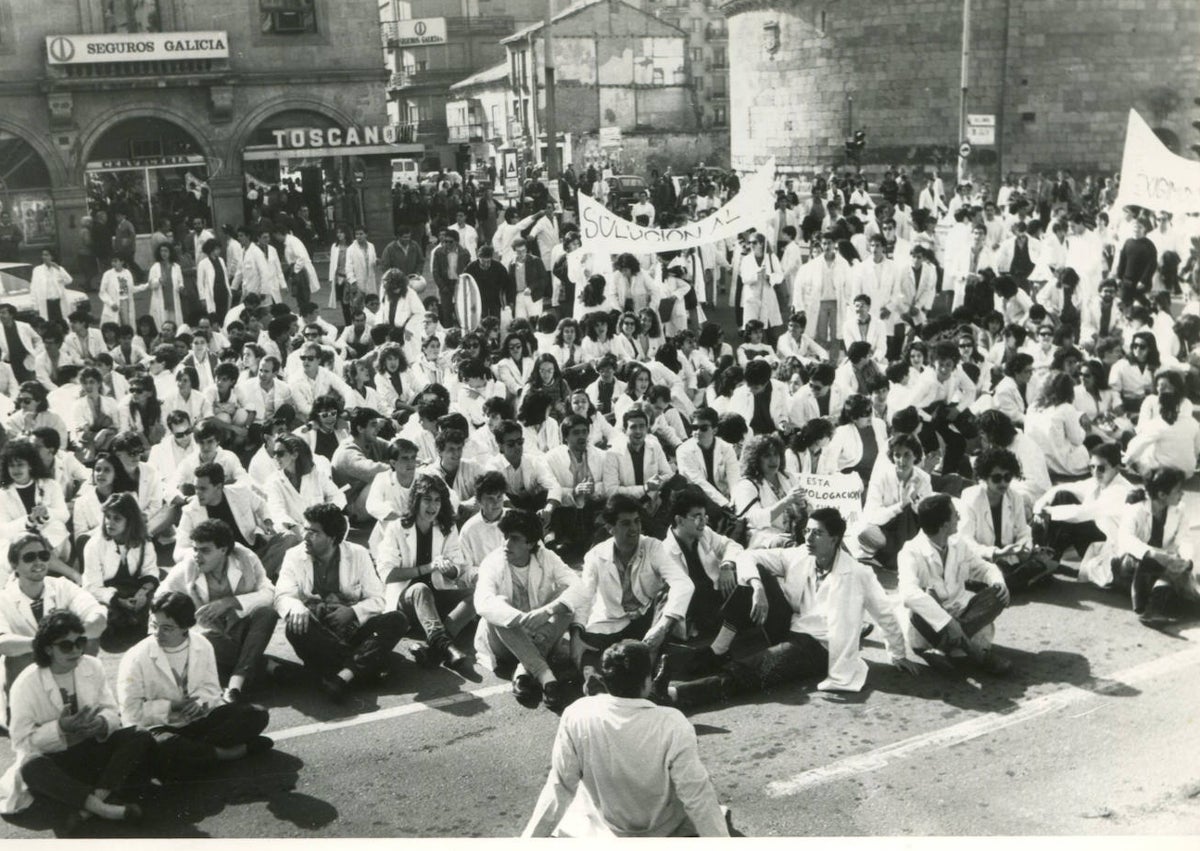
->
[657,296,677,324]
[716,496,759,547]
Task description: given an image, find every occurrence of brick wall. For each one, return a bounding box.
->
[724,0,1200,180]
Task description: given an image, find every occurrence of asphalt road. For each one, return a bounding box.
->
[9,270,1199,839]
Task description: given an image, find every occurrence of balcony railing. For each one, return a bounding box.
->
[389,65,474,90]
[448,123,486,143]
[50,58,224,79]
[710,56,728,69]
[705,24,728,40]
[398,119,449,141]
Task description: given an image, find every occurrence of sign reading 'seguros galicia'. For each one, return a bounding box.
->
[46,32,229,65]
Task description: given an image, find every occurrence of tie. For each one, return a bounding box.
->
[30,596,44,624]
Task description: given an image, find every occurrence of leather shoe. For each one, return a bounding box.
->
[319,674,349,703]
[442,643,471,671]
[222,687,243,705]
[246,735,275,756]
[411,642,438,668]
[542,679,571,713]
[979,649,1013,676]
[670,673,732,709]
[512,673,542,708]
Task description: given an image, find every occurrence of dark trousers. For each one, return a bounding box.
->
[1032,492,1106,558]
[150,702,269,777]
[437,282,457,327]
[918,417,970,478]
[877,507,920,570]
[290,270,312,312]
[911,585,1007,648]
[580,606,658,673]
[206,606,279,686]
[22,726,153,810]
[286,608,408,678]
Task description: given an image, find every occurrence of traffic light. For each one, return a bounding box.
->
[854,129,866,150]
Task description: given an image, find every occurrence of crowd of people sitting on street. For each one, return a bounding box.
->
[0,158,1197,836]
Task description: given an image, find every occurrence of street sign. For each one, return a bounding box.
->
[966,114,996,146]
[502,150,520,199]
[959,141,972,159]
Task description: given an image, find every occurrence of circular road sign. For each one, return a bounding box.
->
[959,141,972,159]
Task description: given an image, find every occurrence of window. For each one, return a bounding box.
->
[261,0,318,35]
[690,47,704,64]
[103,0,161,33]
[714,106,727,126]
[712,46,726,67]
[712,75,726,95]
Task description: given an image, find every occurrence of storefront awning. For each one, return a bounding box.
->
[243,144,423,161]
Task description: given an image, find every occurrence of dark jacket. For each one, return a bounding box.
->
[464,258,511,315]
[506,255,548,304]
[431,244,472,290]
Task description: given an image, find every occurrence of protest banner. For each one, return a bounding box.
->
[797,472,863,526]
[578,158,776,254]
[1113,109,1200,216]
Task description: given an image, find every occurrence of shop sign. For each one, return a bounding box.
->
[46,32,228,65]
[390,18,447,47]
[271,126,413,150]
[86,154,207,170]
[966,114,995,146]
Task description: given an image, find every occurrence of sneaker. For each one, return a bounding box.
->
[512,673,543,708]
[221,687,243,705]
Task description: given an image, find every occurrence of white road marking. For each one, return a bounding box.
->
[766,634,1200,798]
[270,683,512,743]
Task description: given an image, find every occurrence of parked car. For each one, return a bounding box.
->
[0,262,89,322]
[605,175,648,218]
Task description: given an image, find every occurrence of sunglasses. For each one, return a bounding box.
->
[989,473,1014,484]
[52,637,87,653]
[299,355,317,361]
[16,396,34,404]
[172,429,193,438]
[19,550,51,564]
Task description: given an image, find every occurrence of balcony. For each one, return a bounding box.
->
[389,65,474,90]
[448,122,486,143]
[398,119,449,142]
[710,56,728,70]
[705,24,728,40]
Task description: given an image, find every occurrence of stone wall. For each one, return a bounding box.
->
[572,130,731,175]
[722,0,1200,181]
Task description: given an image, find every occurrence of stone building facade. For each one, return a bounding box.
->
[0,0,400,269]
[720,0,1200,180]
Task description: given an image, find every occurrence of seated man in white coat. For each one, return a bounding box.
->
[601,407,674,533]
[474,509,590,712]
[175,463,299,581]
[660,487,743,645]
[667,507,918,708]
[523,640,729,838]
[898,494,1012,675]
[274,504,408,702]
[675,406,739,517]
[728,359,793,439]
[572,494,694,695]
[542,414,609,557]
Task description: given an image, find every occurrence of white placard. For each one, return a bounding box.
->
[46,31,228,65]
[390,17,447,47]
[1113,108,1200,216]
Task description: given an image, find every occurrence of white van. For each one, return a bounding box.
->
[391,158,419,187]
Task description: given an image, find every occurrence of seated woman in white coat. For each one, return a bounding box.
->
[730,434,805,548]
[957,449,1056,592]
[376,474,472,670]
[0,439,73,581]
[263,434,346,536]
[1024,371,1090,479]
[1124,371,1200,479]
[818,393,889,490]
[81,493,160,636]
[1,610,152,822]
[1031,442,1133,590]
[1111,467,1199,626]
[857,434,933,571]
[117,592,271,779]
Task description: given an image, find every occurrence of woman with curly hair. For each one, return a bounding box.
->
[81,492,159,634]
[300,393,349,463]
[730,433,806,547]
[0,439,72,578]
[737,319,777,367]
[375,342,424,413]
[377,268,426,331]
[1025,370,1090,478]
[579,311,614,362]
[344,358,382,412]
[376,474,471,670]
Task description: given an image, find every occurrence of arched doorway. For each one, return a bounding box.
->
[84,117,213,247]
[0,131,57,262]
[242,109,365,243]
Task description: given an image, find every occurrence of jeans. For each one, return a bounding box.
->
[814,299,838,350]
[910,585,1007,649]
[150,702,269,777]
[22,726,153,810]
[399,583,474,648]
[286,607,408,678]
[205,605,279,686]
[478,603,572,680]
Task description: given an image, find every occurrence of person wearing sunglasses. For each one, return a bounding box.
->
[285,342,365,422]
[0,531,106,694]
[958,448,1056,593]
[264,434,345,537]
[1,610,151,824]
[5,381,68,450]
